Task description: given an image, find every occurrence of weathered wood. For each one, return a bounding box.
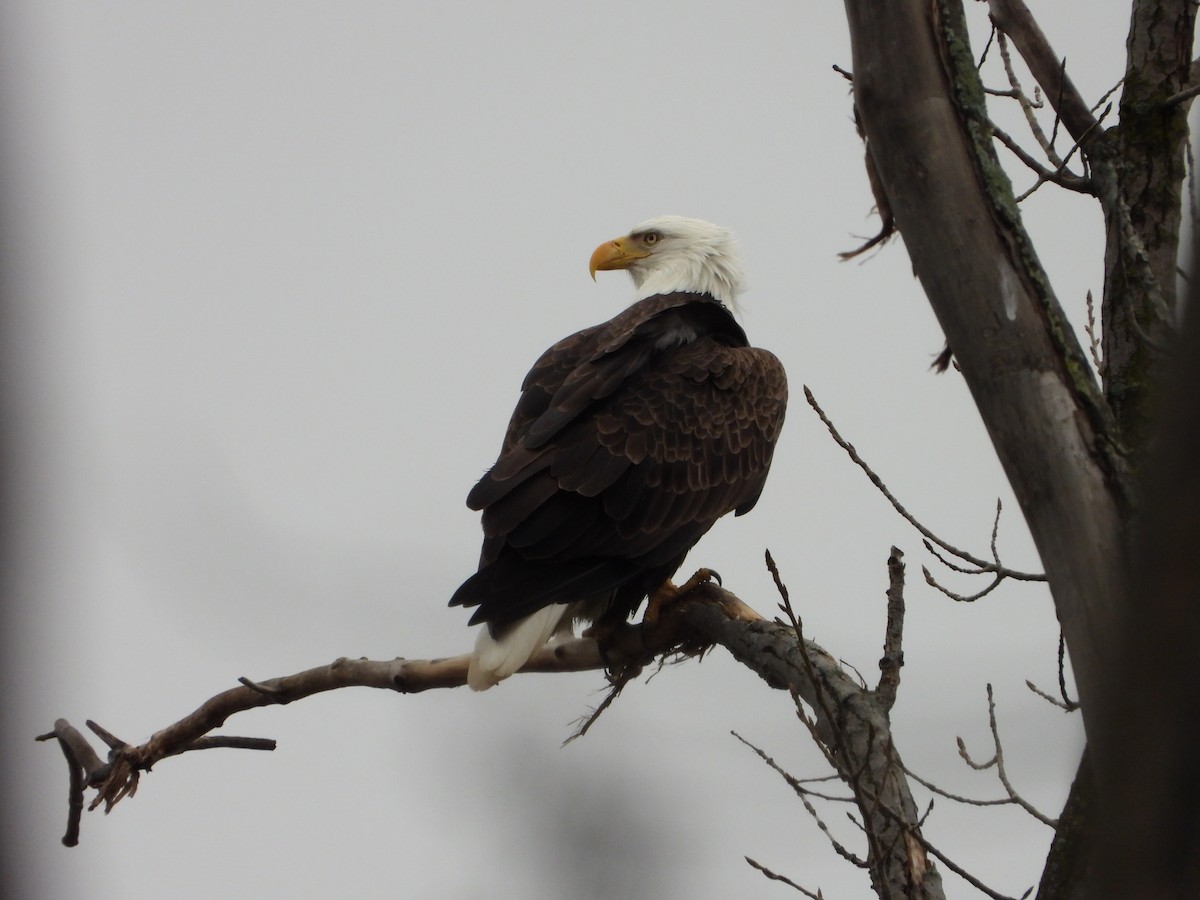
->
[1100,0,1195,457]
[44,571,942,898]
[1090,240,1200,898]
[840,0,1127,745]
[685,576,944,899]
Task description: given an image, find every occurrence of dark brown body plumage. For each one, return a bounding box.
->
[449,291,787,635]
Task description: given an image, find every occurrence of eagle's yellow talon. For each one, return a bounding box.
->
[643,568,721,628]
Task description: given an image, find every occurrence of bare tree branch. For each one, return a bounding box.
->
[1084,290,1103,375]
[990,124,1092,197]
[745,856,825,898]
[913,830,1033,900]
[844,0,1128,752]
[994,29,1062,165]
[805,386,1045,583]
[734,731,866,867]
[765,551,944,897]
[42,562,946,897]
[34,720,102,847]
[956,685,1057,827]
[839,100,897,261]
[986,0,1100,148]
[902,763,1020,809]
[921,500,1030,603]
[876,547,906,710]
[1163,80,1200,107]
[38,646,629,845]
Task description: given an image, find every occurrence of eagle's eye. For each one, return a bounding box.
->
[642,231,661,246]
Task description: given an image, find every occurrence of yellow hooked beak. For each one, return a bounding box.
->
[589,236,651,280]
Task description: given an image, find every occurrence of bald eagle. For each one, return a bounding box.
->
[450,216,787,689]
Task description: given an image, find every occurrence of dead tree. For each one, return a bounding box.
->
[840,0,1196,896]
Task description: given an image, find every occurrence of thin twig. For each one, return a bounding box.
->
[916,831,1033,900]
[766,553,879,871]
[990,124,1091,195]
[1057,631,1078,709]
[990,97,1109,204]
[924,568,1005,603]
[1163,81,1200,107]
[977,23,997,69]
[988,0,1101,148]
[804,386,1046,582]
[768,551,854,777]
[1084,290,1103,374]
[924,500,1015,601]
[563,675,631,746]
[876,548,906,709]
[902,764,1018,808]
[1025,678,1076,712]
[921,539,993,576]
[1012,104,1110,202]
[1048,58,1067,151]
[745,856,825,898]
[958,685,1057,827]
[995,30,1060,164]
[732,732,855,805]
[918,797,935,828]
[1091,77,1124,114]
[733,677,869,869]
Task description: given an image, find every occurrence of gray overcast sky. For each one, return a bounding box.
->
[4,2,1135,897]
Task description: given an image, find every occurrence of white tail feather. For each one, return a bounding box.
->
[468,604,572,691]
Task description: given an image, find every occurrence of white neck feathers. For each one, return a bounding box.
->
[625,216,745,314]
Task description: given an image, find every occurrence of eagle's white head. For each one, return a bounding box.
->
[589,215,745,313]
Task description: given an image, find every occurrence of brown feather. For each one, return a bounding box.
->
[450,291,787,633]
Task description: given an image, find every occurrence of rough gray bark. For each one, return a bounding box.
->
[686,560,944,899]
[993,0,1195,458]
[1099,0,1195,456]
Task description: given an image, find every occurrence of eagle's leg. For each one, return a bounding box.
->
[643,567,722,629]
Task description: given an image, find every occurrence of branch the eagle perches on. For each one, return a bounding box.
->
[41,551,940,892]
[40,382,1050,896]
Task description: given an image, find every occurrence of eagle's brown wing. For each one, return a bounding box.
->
[450,293,786,632]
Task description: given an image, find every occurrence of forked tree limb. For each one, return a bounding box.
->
[41,562,945,897]
[37,585,733,847]
[843,0,1128,749]
[840,5,1193,897]
[37,636,638,836]
[986,0,1100,149]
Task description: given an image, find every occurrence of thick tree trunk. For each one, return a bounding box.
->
[842,3,1197,897]
[1101,0,1195,457]
[840,0,1127,745]
[1089,243,1200,898]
